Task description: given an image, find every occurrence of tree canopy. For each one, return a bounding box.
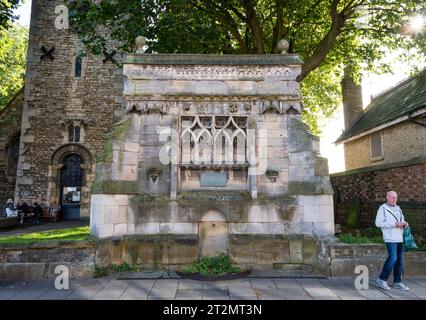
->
[0,23,28,110]
[0,0,20,30]
[67,0,425,134]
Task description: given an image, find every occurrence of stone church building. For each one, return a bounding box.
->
[1,0,337,268]
[1,0,124,219]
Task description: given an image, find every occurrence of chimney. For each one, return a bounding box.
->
[341,69,363,130]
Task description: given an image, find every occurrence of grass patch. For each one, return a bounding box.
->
[338,227,383,244]
[338,233,383,244]
[181,254,241,276]
[94,262,143,278]
[338,227,426,251]
[0,226,90,244]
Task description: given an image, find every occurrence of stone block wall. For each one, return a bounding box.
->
[0,89,24,205]
[118,56,308,200]
[94,234,331,274]
[331,159,426,236]
[90,193,334,239]
[330,243,426,276]
[90,53,335,268]
[0,241,95,280]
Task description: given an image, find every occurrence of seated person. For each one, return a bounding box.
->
[32,202,43,224]
[17,200,30,224]
[4,199,17,218]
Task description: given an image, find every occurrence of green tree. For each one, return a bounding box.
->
[0,23,28,109]
[0,0,20,30]
[67,0,425,134]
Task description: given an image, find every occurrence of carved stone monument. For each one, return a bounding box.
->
[91,44,334,270]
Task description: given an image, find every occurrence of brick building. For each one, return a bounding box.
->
[331,70,426,236]
[337,69,426,170]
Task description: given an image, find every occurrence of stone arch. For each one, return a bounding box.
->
[198,208,229,257]
[199,208,227,222]
[51,143,93,165]
[47,144,94,219]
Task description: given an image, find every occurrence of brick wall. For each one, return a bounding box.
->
[382,120,426,164]
[344,134,372,170]
[14,0,124,217]
[330,160,426,237]
[343,120,426,170]
[0,89,24,205]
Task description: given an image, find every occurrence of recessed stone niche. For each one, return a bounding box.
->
[90,51,334,269]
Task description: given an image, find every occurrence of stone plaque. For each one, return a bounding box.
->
[200,172,227,187]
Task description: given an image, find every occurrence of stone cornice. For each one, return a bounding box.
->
[124,53,303,65]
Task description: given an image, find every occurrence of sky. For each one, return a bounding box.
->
[13,1,425,174]
[13,0,31,26]
[319,53,425,173]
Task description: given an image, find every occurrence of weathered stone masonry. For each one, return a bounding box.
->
[0,89,24,205]
[14,0,124,217]
[90,53,335,270]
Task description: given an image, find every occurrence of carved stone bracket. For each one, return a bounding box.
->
[126,101,168,114]
[146,167,162,183]
[285,105,300,115]
[260,100,300,115]
[260,100,281,114]
[265,170,279,182]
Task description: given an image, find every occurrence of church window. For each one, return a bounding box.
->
[74,126,81,142]
[75,57,82,78]
[68,124,81,143]
[68,125,74,142]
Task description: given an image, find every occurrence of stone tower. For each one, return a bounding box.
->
[14,0,123,219]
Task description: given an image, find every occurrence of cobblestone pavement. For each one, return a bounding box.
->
[1,276,425,300]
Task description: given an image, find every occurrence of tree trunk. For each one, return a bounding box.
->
[243,0,264,54]
[300,1,346,80]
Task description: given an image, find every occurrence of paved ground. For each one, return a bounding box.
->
[0,220,88,237]
[1,276,425,300]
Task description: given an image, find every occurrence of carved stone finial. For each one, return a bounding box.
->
[135,36,146,54]
[277,39,289,54]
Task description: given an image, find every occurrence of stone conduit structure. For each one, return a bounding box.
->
[90,51,335,272]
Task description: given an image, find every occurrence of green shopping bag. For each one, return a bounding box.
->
[403,227,418,250]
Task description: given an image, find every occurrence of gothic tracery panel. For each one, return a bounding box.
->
[180,115,247,165]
